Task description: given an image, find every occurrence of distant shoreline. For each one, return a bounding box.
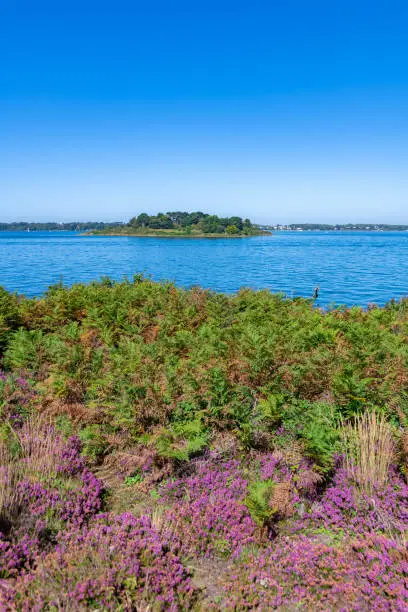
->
[260,225,408,232]
[2,225,408,233]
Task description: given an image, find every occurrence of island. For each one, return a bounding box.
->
[2,219,408,233]
[90,211,270,237]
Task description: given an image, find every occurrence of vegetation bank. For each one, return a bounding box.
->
[0,278,408,609]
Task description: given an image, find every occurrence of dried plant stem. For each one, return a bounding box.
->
[342,411,395,494]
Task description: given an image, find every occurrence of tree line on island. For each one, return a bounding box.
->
[127,211,257,235]
[2,218,408,233]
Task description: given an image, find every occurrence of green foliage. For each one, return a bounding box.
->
[301,417,340,471]
[207,367,230,411]
[2,277,408,609]
[244,479,276,527]
[0,421,20,457]
[0,221,122,232]
[0,287,21,353]
[4,329,44,370]
[277,400,341,471]
[258,394,285,427]
[117,211,261,236]
[55,414,74,438]
[79,425,107,461]
[124,472,144,486]
[309,526,346,546]
[171,401,197,424]
[213,538,233,558]
[154,419,209,462]
[0,277,407,465]
[333,365,375,416]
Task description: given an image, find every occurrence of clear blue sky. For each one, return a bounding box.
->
[2,0,408,224]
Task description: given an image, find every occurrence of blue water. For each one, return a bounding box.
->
[1,231,408,307]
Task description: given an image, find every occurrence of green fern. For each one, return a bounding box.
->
[244,479,276,527]
[258,394,284,426]
[0,286,21,352]
[155,419,208,461]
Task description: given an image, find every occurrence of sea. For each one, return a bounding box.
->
[1,230,408,308]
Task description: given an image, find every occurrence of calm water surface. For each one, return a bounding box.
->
[1,231,408,307]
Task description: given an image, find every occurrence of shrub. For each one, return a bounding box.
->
[1,514,200,610]
[221,534,408,610]
[161,456,256,557]
[300,464,408,537]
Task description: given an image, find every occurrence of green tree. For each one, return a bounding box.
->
[136,213,150,227]
[228,216,244,231]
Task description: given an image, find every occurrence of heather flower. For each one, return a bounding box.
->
[160,455,256,558]
[297,466,408,537]
[221,534,408,610]
[1,514,200,610]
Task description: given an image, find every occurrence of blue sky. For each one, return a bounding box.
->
[2,0,408,223]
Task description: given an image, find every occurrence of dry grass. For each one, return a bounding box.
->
[150,506,166,532]
[0,438,16,520]
[342,411,395,494]
[41,398,105,426]
[0,416,63,520]
[16,416,63,481]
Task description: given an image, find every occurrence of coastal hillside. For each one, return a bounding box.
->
[1,278,408,609]
[93,211,268,236]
